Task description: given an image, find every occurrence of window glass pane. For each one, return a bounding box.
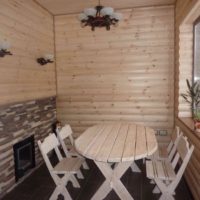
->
[194,20,200,82]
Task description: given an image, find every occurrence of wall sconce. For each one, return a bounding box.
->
[0,41,12,57]
[37,54,54,65]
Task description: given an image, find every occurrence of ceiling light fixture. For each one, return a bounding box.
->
[78,0,122,31]
[0,41,12,57]
[37,54,54,65]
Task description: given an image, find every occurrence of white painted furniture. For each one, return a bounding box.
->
[38,133,83,200]
[146,136,194,200]
[75,122,158,200]
[149,126,182,161]
[56,124,89,170]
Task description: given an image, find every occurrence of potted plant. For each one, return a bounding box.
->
[181,79,200,133]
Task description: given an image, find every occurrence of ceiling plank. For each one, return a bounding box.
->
[35,0,176,15]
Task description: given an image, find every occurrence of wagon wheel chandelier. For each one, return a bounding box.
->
[78,0,123,31]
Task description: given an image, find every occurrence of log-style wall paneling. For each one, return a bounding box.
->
[175,0,197,118]
[0,0,56,106]
[175,0,200,199]
[55,6,175,137]
[35,0,176,15]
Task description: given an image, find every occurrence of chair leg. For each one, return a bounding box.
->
[131,162,141,173]
[49,186,62,200]
[69,175,80,188]
[159,193,175,200]
[82,161,89,170]
[154,179,175,200]
[77,170,84,179]
[150,179,155,184]
[62,186,73,200]
[153,185,161,194]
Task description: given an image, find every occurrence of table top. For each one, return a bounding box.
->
[75,122,158,162]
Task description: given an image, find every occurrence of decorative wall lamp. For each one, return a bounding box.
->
[37,54,54,65]
[0,41,12,57]
[78,0,122,31]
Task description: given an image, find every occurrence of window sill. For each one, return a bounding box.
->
[177,117,200,140]
[179,117,195,131]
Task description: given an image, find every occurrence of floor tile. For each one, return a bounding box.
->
[2,159,194,200]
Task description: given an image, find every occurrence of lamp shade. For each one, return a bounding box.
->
[78,13,88,21]
[111,12,123,21]
[84,8,96,17]
[0,41,11,50]
[100,7,114,16]
[44,54,54,61]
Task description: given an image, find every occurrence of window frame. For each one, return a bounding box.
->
[193,16,200,84]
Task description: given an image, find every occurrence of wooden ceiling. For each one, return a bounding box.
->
[35,0,176,15]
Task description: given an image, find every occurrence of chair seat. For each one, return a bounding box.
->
[148,146,168,160]
[53,157,83,174]
[146,160,176,181]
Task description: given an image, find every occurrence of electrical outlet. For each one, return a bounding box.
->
[159,130,168,136]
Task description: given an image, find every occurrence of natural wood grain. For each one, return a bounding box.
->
[108,123,129,162]
[75,125,104,156]
[0,0,56,105]
[175,1,200,199]
[55,6,175,136]
[76,122,157,200]
[75,123,157,162]
[96,123,121,162]
[35,0,175,15]
[122,124,137,161]
[135,126,148,159]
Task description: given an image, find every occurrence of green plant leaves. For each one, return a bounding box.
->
[181,79,200,120]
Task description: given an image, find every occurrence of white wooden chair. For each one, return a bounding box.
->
[149,126,182,161]
[146,136,194,200]
[38,133,83,200]
[56,124,89,170]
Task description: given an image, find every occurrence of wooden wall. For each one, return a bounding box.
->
[55,5,175,136]
[0,0,56,106]
[175,1,200,199]
[175,0,198,118]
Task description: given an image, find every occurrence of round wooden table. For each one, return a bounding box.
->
[75,122,158,200]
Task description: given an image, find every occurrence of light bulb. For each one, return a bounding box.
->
[0,41,11,50]
[44,54,54,61]
[84,8,96,17]
[100,7,114,16]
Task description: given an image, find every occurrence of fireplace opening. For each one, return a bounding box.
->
[13,135,35,182]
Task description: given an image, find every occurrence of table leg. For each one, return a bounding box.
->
[131,161,141,173]
[92,161,133,200]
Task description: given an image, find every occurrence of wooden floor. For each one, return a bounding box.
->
[2,159,194,200]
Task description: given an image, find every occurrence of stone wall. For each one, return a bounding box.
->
[0,97,56,197]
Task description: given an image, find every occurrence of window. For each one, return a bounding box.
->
[193,17,200,82]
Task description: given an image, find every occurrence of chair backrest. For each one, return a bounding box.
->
[168,128,182,161]
[57,124,73,140]
[38,133,63,181]
[57,124,74,157]
[170,136,194,189]
[167,126,180,153]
